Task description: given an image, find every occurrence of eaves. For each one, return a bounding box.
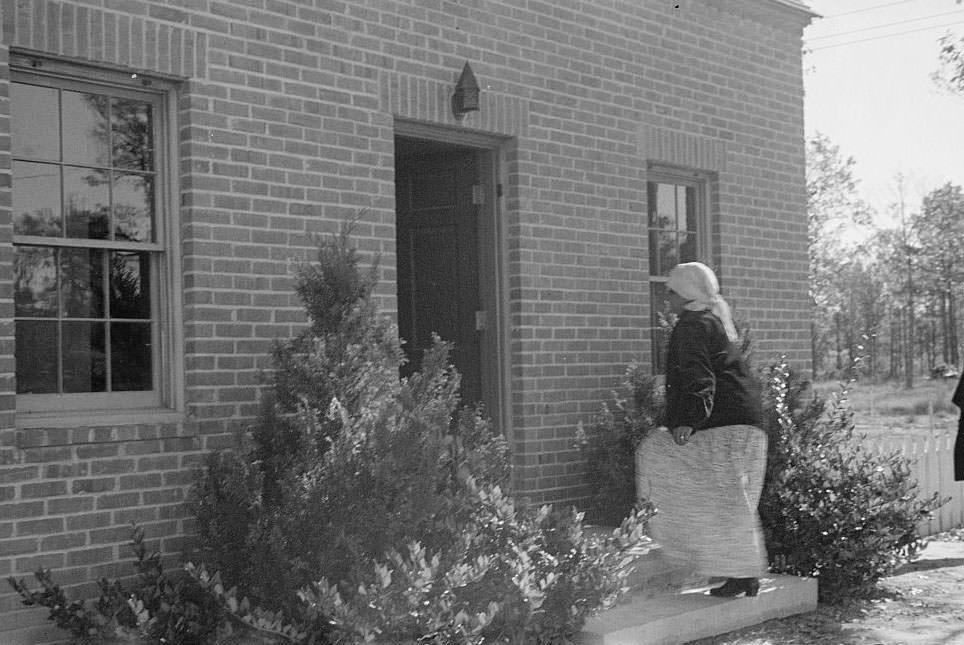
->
[764,0,821,19]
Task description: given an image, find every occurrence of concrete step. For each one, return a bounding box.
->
[622,547,706,599]
[578,575,818,645]
[585,525,707,600]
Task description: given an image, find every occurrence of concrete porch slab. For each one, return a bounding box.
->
[578,574,818,645]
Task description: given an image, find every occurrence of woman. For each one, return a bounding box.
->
[636,262,768,598]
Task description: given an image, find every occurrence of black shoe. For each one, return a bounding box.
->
[708,577,759,598]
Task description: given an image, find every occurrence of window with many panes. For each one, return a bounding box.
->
[11,58,175,413]
[648,169,710,373]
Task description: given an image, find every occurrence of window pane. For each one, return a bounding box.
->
[650,183,677,229]
[61,91,109,166]
[112,98,154,171]
[16,321,59,394]
[674,186,688,231]
[647,182,657,227]
[679,232,697,263]
[650,282,670,374]
[683,186,699,232]
[15,246,58,318]
[665,183,679,229]
[110,251,151,319]
[111,322,152,391]
[62,248,105,319]
[113,172,154,242]
[13,161,62,236]
[648,230,659,275]
[650,281,670,328]
[654,231,678,278]
[11,83,60,161]
[63,321,107,393]
[64,166,110,239]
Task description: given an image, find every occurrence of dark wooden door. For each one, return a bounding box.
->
[396,149,482,406]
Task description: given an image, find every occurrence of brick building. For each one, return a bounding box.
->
[0,0,815,639]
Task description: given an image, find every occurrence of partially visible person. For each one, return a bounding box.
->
[636,262,767,598]
[953,371,964,482]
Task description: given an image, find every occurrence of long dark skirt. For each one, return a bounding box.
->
[636,424,769,578]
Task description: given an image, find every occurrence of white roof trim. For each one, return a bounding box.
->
[764,0,821,18]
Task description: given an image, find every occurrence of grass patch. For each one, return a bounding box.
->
[810,378,960,441]
[812,378,958,418]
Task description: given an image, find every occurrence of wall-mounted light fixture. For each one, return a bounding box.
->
[452,62,480,118]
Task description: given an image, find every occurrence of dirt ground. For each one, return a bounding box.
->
[690,530,964,645]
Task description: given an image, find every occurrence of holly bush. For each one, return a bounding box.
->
[575,363,662,526]
[760,360,947,603]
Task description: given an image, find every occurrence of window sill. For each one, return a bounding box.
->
[17,408,184,429]
[16,409,187,446]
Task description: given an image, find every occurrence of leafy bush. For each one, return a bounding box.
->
[7,526,229,644]
[575,363,663,525]
[8,569,133,643]
[190,220,649,642]
[759,359,947,603]
[300,484,652,644]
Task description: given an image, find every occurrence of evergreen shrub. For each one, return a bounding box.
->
[189,221,651,642]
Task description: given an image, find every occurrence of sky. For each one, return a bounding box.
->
[803,0,964,228]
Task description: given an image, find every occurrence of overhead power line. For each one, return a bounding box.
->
[807,19,964,51]
[806,8,964,42]
[831,0,925,19]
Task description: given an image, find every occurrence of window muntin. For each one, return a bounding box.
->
[12,69,168,411]
[647,172,709,373]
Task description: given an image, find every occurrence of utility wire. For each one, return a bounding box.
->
[831,0,929,18]
[806,8,964,42]
[807,19,964,50]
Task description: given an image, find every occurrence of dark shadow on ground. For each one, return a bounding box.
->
[939,628,964,645]
[687,597,888,645]
[894,557,964,574]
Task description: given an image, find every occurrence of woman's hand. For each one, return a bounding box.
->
[672,425,693,446]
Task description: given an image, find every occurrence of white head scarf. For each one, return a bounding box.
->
[665,262,739,343]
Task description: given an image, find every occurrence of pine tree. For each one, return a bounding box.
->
[191,220,509,607]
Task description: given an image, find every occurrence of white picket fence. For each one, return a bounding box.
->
[865,431,964,537]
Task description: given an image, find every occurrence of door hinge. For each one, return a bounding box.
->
[497,183,503,198]
[475,310,487,331]
[472,184,485,205]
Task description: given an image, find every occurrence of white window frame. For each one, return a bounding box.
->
[647,166,712,373]
[11,54,183,417]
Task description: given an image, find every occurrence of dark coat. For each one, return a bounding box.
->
[664,309,761,432]
[953,373,964,481]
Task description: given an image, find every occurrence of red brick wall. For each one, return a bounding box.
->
[0,0,812,637]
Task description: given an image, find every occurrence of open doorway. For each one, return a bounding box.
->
[394,129,506,431]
